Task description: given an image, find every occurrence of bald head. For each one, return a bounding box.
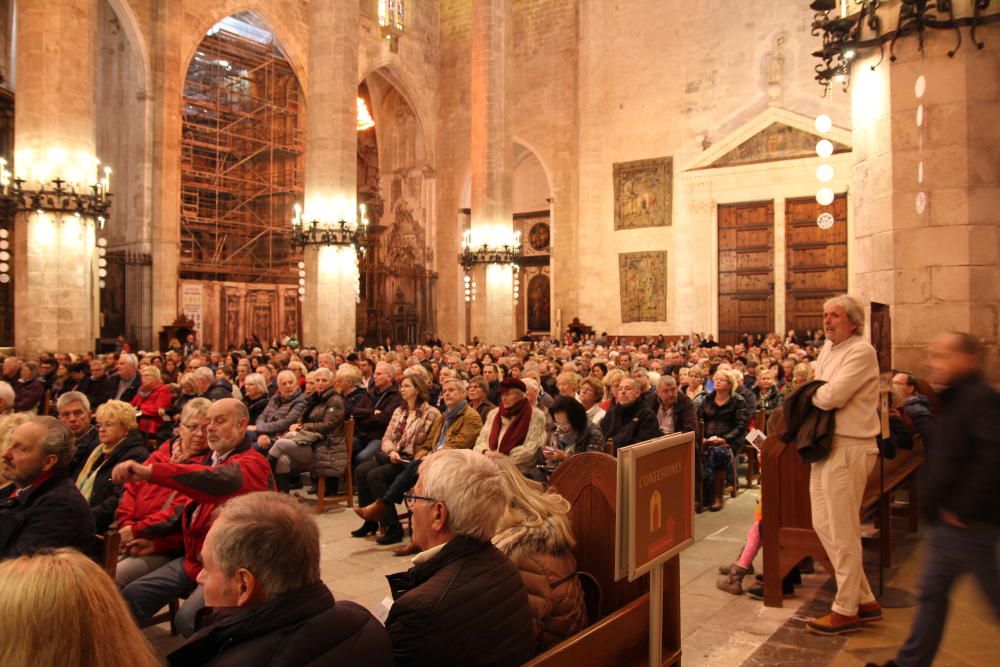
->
[206,398,249,454]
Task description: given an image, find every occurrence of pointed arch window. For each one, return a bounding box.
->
[377,0,405,51]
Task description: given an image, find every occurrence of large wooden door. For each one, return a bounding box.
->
[785,194,848,336]
[718,201,774,346]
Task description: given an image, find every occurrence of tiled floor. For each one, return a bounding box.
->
[144,487,1000,667]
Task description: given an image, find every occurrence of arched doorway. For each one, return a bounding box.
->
[176,12,305,349]
[512,143,552,338]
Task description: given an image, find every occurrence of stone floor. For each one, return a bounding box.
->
[144,486,1000,666]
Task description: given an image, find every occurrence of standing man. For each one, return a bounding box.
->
[869,333,1000,667]
[806,295,882,635]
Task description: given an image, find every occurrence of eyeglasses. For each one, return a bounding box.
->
[403,492,437,508]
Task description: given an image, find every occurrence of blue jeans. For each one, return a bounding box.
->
[121,556,206,638]
[382,459,422,505]
[353,437,382,465]
[895,522,1000,667]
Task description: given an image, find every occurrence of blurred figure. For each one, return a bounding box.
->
[870,333,1000,667]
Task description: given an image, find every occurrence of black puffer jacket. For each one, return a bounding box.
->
[698,392,748,450]
[300,387,347,479]
[0,469,95,558]
[78,429,150,532]
[386,536,534,667]
[599,399,661,452]
[168,581,392,667]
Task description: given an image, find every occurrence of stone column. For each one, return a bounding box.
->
[851,18,999,376]
[301,0,360,350]
[469,0,515,345]
[13,0,99,356]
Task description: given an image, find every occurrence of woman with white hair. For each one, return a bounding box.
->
[242,372,270,423]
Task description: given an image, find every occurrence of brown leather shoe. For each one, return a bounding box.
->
[393,542,421,557]
[354,499,385,522]
[806,612,862,635]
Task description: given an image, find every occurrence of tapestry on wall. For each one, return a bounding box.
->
[613,157,672,229]
[618,251,668,323]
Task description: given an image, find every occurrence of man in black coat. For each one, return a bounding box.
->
[601,377,661,453]
[78,360,115,410]
[352,362,402,465]
[648,375,697,436]
[386,449,534,667]
[168,492,391,667]
[871,333,1000,667]
[55,391,101,478]
[111,354,142,403]
[0,417,95,559]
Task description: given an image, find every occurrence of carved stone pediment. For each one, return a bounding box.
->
[704,122,849,169]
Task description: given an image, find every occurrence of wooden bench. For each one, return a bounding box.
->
[527,453,682,666]
[760,411,923,607]
[95,528,120,579]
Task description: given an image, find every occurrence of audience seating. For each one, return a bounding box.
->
[528,453,682,666]
[311,418,355,513]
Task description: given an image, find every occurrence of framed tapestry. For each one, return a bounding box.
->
[619,251,668,323]
[613,157,672,229]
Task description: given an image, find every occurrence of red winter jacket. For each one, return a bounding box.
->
[131,383,174,435]
[115,441,209,549]
[145,441,273,580]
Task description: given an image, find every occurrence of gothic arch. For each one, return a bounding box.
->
[360,63,434,166]
[105,0,151,95]
[179,2,308,92]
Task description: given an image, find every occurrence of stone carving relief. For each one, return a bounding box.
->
[619,251,668,323]
[613,157,673,229]
[385,199,426,269]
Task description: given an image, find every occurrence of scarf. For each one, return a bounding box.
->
[435,400,468,450]
[76,439,121,501]
[488,397,533,456]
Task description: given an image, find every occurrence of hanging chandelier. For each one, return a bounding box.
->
[357,97,375,131]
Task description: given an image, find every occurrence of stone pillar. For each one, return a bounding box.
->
[13,0,99,356]
[301,0,360,350]
[851,18,999,377]
[469,0,515,345]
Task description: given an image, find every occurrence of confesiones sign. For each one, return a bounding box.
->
[615,432,695,581]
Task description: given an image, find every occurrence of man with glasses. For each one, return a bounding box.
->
[385,449,533,666]
[112,398,273,637]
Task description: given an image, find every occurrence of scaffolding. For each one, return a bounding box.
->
[180,27,304,283]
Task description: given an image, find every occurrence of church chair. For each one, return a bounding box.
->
[316,418,355,514]
[95,528,121,579]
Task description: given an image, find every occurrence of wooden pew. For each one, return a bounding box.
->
[760,412,923,607]
[528,453,682,666]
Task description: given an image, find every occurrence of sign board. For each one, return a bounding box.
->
[615,432,696,581]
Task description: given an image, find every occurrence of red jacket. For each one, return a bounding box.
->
[115,442,209,548]
[131,383,174,435]
[145,442,273,581]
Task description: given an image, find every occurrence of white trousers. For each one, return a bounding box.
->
[810,442,879,616]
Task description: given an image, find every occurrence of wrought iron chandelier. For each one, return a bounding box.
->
[289,203,370,255]
[810,0,999,91]
[458,229,522,272]
[0,156,112,222]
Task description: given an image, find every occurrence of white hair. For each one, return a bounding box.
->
[824,294,866,334]
[522,377,540,394]
[244,373,267,395]
[193,366,215,383]
[0,381,14,409]
[56,391,91,413]
[420,449,509,542]
[118,353,138,368]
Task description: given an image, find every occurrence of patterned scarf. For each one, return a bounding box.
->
[488,398,533,456]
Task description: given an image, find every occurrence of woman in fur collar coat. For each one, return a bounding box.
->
[486,452,587,653]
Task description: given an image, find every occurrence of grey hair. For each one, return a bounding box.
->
[441,377,468,392]
[419,449,509,541]
[244,373,267,395]
[276,369,297,384]
[657,374,678,388]
[210,492,320,597]
[824,294,866,334]
[313,367,333,381]
[180,397,212,423]
[193,367,215,383]
[0,381,15,409]
[55,391,91,413]
[30,417,76,469]
[522,377,540,394]
[118,353,138,368]
[334,364,363,386]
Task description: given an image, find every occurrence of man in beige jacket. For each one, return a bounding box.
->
[807,294,882,635]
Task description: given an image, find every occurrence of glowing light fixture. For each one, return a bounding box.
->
[357,98,375,131]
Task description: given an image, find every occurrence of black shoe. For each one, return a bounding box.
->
[351,521,378,538]
[375,525,404,545]
[745,582,795,600]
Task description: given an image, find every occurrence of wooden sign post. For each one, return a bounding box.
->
[615,432,696,666]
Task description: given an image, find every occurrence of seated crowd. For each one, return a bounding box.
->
[0,327,872,664]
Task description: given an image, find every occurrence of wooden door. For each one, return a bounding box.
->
[785,194,848,337]
[718,201,774,346]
